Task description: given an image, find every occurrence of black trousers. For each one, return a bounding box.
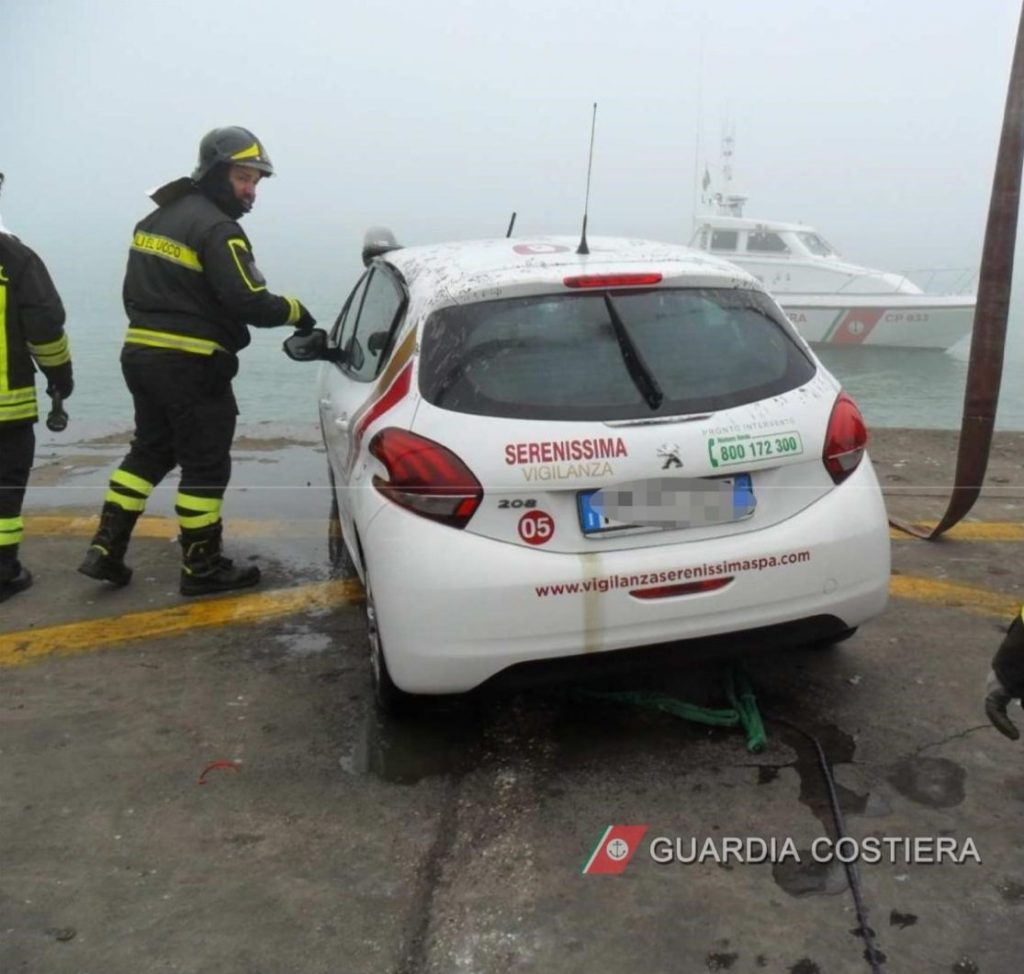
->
[0,422,35,552]
[115,351,239,505]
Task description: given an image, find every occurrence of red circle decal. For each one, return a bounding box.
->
[518,510,555,545]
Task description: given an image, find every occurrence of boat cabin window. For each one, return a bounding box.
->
[746,231,790,254]
[795,232,835,257]
[710,229,739,251]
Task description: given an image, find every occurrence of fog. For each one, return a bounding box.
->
[1,0,1020,326]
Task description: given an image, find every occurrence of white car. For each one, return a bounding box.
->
[288,233,890,712]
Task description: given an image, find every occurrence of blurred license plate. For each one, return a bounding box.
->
[578,474,756,535]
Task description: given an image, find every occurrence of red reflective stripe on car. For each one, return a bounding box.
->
[628,577,733,600]
[350,361,413,460]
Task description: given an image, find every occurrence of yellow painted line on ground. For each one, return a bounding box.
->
[24,515,297,539]
[0,571,1015,670]
[24,516,1024,543]
[890,574,1019,619]
[0,579,364,668]
[890,521,1024,541]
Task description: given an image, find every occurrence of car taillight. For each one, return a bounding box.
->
[822,392,868,485]
[369,428,483,529]
[563,273,663,288]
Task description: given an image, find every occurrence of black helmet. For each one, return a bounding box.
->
[192,127,274,181]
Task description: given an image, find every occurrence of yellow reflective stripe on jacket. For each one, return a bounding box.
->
[27,333,71,367]
[0,385,38,423]
[0,405,38,422]
[131,231,203,272]
[110,469,155,497]
[0,283,8,393]
[284,296,301,325]
[0,387,37,405]
[124,328,226,356]
[0,515,24,546]
[227,238,266,293]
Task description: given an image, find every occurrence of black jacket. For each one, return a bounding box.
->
[122,189,303,356]
[0,232,70,426]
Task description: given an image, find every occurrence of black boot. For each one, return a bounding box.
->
[179,522,260,597]
[77,502,139,586]
[0,547,33,604]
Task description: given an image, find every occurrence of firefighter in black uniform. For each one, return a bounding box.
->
[985,605,1024,740]
[0,171,74,603]
[77,127,315,596]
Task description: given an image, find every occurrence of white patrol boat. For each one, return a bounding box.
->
[688,144,976,350]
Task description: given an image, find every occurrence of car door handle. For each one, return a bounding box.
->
[334,414,350,432]
[318,397,332,408]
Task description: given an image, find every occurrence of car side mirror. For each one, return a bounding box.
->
[282,328,343,363]
[367,330,390,356]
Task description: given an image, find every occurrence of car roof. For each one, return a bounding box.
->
[377,235,763,301]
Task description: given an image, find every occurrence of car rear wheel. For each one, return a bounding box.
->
[364,574,418,716]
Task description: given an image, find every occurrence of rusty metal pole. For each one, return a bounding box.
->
[891,2,1024,539]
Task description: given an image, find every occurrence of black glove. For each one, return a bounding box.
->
[294,303,316,334]
[43,362,74,400]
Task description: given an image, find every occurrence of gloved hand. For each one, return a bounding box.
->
[985,670,1022,740]
[294,303,316,334]
[43,362,74,400]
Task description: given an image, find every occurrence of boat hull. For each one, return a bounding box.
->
[777,294,975,350]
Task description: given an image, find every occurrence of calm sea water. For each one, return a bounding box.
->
[46,284,1024,432]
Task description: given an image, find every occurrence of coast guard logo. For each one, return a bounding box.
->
[657,444,683,470]
[582,825,649,875]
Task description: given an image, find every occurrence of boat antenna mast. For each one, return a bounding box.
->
[716,126,748,217]
[576,102,598,256]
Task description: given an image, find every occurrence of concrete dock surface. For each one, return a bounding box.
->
[2,423,1023,974]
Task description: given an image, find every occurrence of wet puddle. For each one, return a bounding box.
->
[772,856,849,898]
[340,709,480,784]
[886,756,966,808]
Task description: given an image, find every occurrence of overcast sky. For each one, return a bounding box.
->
[2,0,1021,322]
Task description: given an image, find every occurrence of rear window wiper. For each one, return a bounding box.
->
[602,293,663,410]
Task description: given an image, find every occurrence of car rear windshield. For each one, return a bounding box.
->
[418,287,816,421]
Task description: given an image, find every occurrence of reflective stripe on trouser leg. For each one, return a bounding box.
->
[175,492,222,530]
[104,467,156,514]
[0,515,23,547]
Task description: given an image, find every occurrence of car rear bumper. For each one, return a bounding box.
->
[362,460,891,693]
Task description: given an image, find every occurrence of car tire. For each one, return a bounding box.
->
[364,574,419,716]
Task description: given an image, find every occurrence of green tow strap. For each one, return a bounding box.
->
[576,663,767,753]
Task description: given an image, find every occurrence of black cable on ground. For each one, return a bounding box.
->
[572,666,884,972]
[766,714,885,974]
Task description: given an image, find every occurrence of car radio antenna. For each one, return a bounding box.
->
[576,102,598,255]
[506,211,517,237]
